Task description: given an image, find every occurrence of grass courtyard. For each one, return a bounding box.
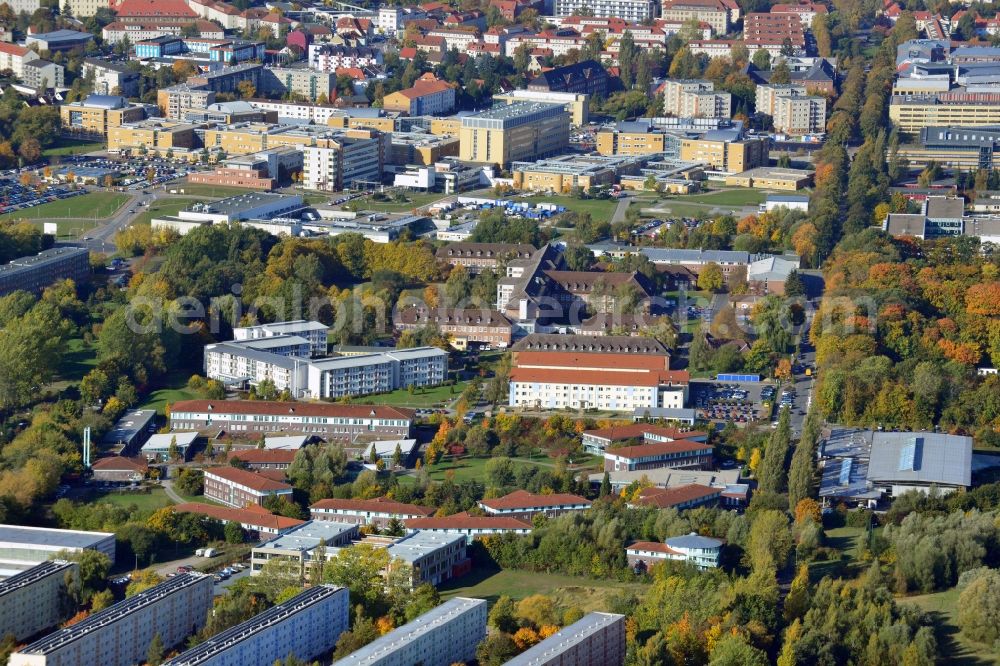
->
[401,453,562,484]
[900,587,1000,665]
[352,381,471,408]
[88,487,175,513]
[440,567,646,609]
[1,192,129,223]
[43,138,107,158]
[133,197,201,226]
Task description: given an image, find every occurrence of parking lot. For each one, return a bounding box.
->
[56,156,192,190]
[0,179,82,215]
[691,380,771,424]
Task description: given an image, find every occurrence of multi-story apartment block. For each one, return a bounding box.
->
[233,320,328,356]
[459,102,570,167]
[679,134,768,173]
[0,561,78,642]
[626,534,724,570]
[22,60,64,90]
[310,497,435,528]
[251,521,359,575]
[157,84,216,120]
[508,334,689,412]
[603,439,714,471]
[305,348,448,399]
[504,612,627,666]
[331,597,487,666]
[259,67,336,102]
[164,586,349,666]
[169,400,414,440]
[82,58,140,96]
[383,77,456,116]
[0,247,90,298]
[307,44,382,71]
[385,531,469,588]
[9,573,213,666]
[743,12,805,55]
[756,83,826,134]
[301,134,383,191]
[478,490,591,520]
[0,43,39,79]
[395,307,513,348]
[203,466,294,508]
[59,95,146,137]
[659,0,733,33]
[659,80,732,118]
[553,0,654,21]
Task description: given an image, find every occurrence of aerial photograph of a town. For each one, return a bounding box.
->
[0,0,998,662]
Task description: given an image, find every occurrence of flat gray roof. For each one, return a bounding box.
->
[331,597,486,665]
[254,520,356,552]
[0,525,115,550]
[867,431,972,487]
[503,613,625,666]
[384,530,463,564]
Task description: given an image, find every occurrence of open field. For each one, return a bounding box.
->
[89,487,174,513]
[440,567,645,609]
[133,197,200,226]
[900,587,1000,666]
[351,381,470,408]
[403,454,561,484]
[139,370,201,415]
[44,138,106,158]
[679,189,770,206]
[1,192,129,223]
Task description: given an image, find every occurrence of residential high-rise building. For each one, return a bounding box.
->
[9,573,213,666]
[301,134,383,191]
[553,0,655,21]
[755,84,826,134]
[503,612,626,666]
[0,561,78,642]
[164,586,349,666]
[659,80,732,118]
[332,598,487,666]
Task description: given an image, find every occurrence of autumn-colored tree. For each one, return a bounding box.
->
[375,616,395,635]
[748,447,762,472]
[794,498,822,525]
[775,358,792,381]
[965,282,1000,316]
[512,627,540,650]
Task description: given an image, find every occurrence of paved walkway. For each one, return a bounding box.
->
[160,479,186,505]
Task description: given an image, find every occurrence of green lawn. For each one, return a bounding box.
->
[172,183,262,198]
[679,189,770,206]
[900,587,1000,665]
[0,192,129,222]
[403,454,555,484]
[133,197,201,226]
[351,381,470,408]
[89,487,174,513]
[440,567,646,609]
[54,337,99,386]
[44,138,107,158]
[139,370,201,416]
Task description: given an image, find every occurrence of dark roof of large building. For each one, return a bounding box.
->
[528,59,607,90]
[510,333,668,354]
[479,490,591,511]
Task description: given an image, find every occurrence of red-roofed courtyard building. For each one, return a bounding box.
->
[477,490,591,520]
[203,466,293,508]
[310,497,435,528]
[603,439,713,472]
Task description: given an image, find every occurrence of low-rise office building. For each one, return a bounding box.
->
[890,91,1000,133]
[395,306,513,348]
[0,525,115,574]
[251,520,359,575]
[884,195,965,239]
[385,531,469,588]
[405,512,532,542]
[0,247,90,298]
[90,456,148,482]
[435,242,536,273]
[383,76,456,116]
[478,490,591,519]
[60,95,146,138]
[511,154,645,193]
[724,166,813,190]
[629,484,723,510]
[0,560,78,642]
[164,585,349,666]
[581,424,708,454]
[169,400,414,440]
[626,533,724,571]
[102,408,156,456]
[526,59,609,97]
[504,612,627,666]
[174,502,305,536]
[603,439,713,472]
[227,448,298,470]
[332,597,487,666]
[9,573,213,666]
[203,466,294,508]
[310,497,435,528]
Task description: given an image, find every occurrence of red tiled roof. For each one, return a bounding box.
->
[174,502,305,530]
[91,456,148,472]
[627,540,682,555]
[480,490,591,511]
[406,511,532,530]
[335,66,367,80]
[605,440,713,460]
[583,424,707,442]
[203,466,292,492]
[230,449,298,465]
[112,0,198,18]
[510,367,689,387]
[634,484,720,508]
[170,400,414,420]
[0,42,29,56]
[311,496,435,516]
